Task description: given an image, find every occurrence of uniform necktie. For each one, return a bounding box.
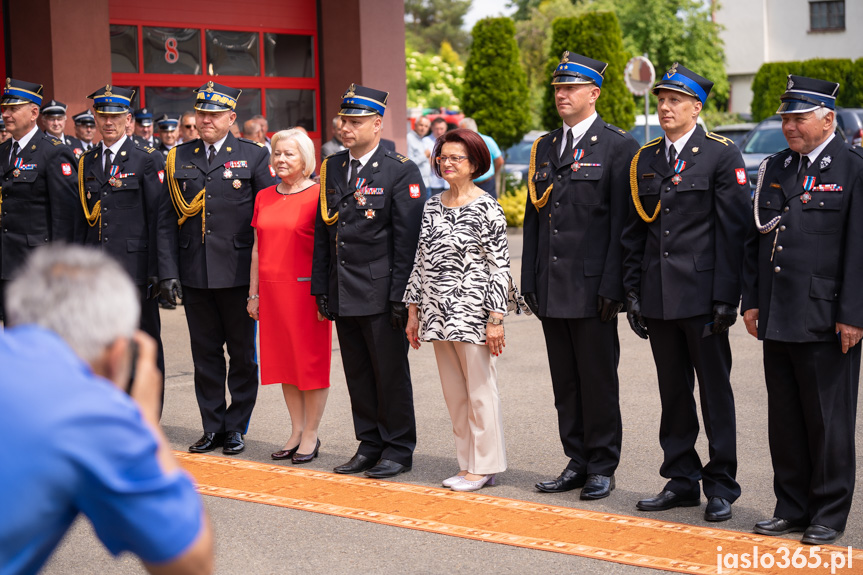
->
[669,144,678,165]
[349,159,361,190]
[560,128,573,163]
[207,145,216,167]
[10,141,20,165]
[104,149,113,175]
[798,155,810,178]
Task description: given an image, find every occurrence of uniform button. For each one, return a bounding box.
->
[554,201,560,207]
[103,237,108,242]
[341,221,346,227]
[206,211,211,216]
[552,256,558,262]
[103,192,108,196]
[103,223,107,227]
[206,230,211,235]
[553,229,558,235]
[663,208,670,214]
[207,176,212,181]
[207,194,212,199]
[779,225,786,231]
[784,206,789,212]
[342,202,347,207]
[774,266,781,273]
[663,252,669,258]
[665,187,671,192]
[766,200,771,206]
[556,174,562,181]
[776,245,783,252]
[340,260,345,265]
[819,201,825,207]
[339,241,344,246]
[664,230,670,236]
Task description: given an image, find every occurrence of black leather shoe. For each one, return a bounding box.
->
[222,431,245,455]
[271,445,299,460]
[292,439,321,464]
[535,469,587,493]
[753,517,807,536]
[364,459,411,478]
[581,474,615,500]
[801,524,842,545]
[189,432,225,453]
[334,453,376,474]
[636,489,701,511]
[704,496,732,521]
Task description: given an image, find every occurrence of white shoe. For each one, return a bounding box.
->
[442,473,467,487]
[451,474,496,492]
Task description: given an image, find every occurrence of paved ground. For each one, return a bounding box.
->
[43,229,863,574]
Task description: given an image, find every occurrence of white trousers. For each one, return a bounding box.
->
[432,340,507,475]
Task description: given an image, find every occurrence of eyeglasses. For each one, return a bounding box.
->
[435,155,469,165]
[184,124,195,129]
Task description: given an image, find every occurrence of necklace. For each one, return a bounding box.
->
[276,181,312,196]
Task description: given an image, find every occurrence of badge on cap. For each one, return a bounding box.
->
[735,168,746,185]
[61,163,72,176]
[409,184,421,199]
[365,209,375,219]
[233,179,242,189]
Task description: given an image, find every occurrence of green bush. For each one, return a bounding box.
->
[541,13,635,131]
[849,59,863,107]
[800,58,854,107]
[750,61,801,121]
[751,59,861,120]
[498,185,527,228]
[463,18,530,150]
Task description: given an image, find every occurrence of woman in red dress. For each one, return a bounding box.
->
[248,128,331,464]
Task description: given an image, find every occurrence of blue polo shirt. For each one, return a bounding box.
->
[0,326,203,575]
[475,133,502,184]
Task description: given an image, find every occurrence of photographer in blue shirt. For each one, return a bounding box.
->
[0,245,213,575]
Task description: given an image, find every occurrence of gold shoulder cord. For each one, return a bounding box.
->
[166,147,206,242]
[319,158,337,225]
[528,135,552,210]
[630,139,663,223]
[78,154,102,241]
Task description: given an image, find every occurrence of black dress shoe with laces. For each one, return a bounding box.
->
[580,474,615,500]
[364,459,411,478]
[704,496,732,521]
[753,517,807,536]
[189,432,225,453]
[535,469,587,493]
[636,489,701,511]
[334,453,376,474]
[801,524,842,545]
[222,431,245,455]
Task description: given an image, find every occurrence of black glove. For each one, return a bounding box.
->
[523,292,540,317]
[316,295,335,321]
[598,296,623,322]
[625,290,648,339]
[147,277,160,300]
[712,302,738,334]
[390,301,408,331]
[159,279,183,306]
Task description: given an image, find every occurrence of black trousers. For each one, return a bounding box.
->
[0,279,6,323]
[645,315,740,501]
[541,316,622,475]
[763,339,860,531]
[183,285,258,434]
[335,312,416,466]
[138,287,165,411]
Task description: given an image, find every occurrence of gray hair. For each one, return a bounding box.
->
[270,128,316,177]
[459,117,478,132]
[814,106,838,130]
[6,245,140,363]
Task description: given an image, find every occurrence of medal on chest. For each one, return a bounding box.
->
[354,191,367,206]
[223,169,232,179]
[800,176,816,203]
[364,208,375,219]
[107,165,122,188]
[570,149,585,171]
[671,159,686,185]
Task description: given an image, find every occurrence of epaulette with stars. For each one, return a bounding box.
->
[239,137,265,148]
[388,151,410,163]
[143,146,157,154]
[604,124,628,138]
[706,132,732,146]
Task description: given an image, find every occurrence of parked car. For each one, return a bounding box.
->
[711,122,756,144]
[836,107,863,147]
[502,130,545,184]
[737,115,847,187]
[628,114,707,146]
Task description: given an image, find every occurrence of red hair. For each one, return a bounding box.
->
[431,128,491,180]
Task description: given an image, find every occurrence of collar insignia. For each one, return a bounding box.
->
[784,155,793,168]
[692,146,699,153]
[820,155,832,169]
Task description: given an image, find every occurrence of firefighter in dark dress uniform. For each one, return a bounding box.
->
[522,51,638,500]
[312,84,425,479]
[621,64,751,522]
[39,99,75,146]
[67,110,97,159]
[0,78,78,322]
[76,85,179,384]
[742,75,863,546]
[167,81,277,456]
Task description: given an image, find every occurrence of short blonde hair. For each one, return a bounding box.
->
[270,128,316,177]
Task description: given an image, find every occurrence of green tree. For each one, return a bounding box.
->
[541,13,636,131]
[750,61,801,122]
[463,17,530,149]
[405,0,472,57]
[599,0,729,110]
[800,59,855,107]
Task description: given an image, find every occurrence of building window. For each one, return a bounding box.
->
[810,1,845,31]
[109,23,319,134]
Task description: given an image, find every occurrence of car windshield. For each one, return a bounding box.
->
[505,139,533,165]
[743,125,787,154]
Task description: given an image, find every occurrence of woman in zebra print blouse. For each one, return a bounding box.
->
[404,128,526,492]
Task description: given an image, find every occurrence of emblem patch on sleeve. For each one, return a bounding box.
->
[61,163,72,176]
[269,166,276,177]
[735,168,747,185]
[158,170,165,183]
[409,184,421,199]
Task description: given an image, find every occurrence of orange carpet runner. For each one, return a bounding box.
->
[176,453,861,574]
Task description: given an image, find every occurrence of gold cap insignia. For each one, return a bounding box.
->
[206,81,214,92]
[104,84,113,97]
[5,78,11,90]
[345,83,356,98]
[561,50,570,64]
[666,63,678,79]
